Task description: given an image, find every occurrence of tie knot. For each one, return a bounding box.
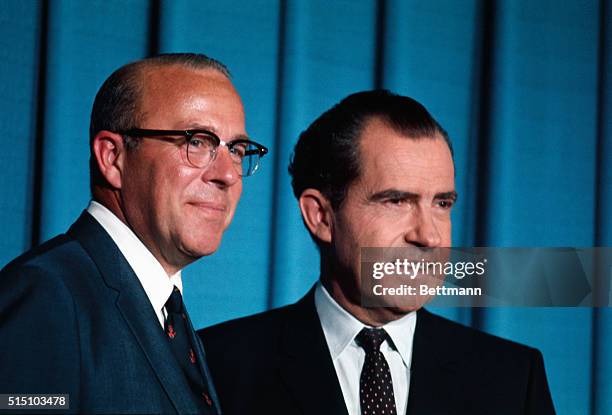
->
[356,328,389,352]
[165,286,184,314]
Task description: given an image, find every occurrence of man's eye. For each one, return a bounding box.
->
[188,137,208,148]
[188,135,214,149]
[386,198,406,206]
[188,138,204,148]
[437,200,454,209]
[230,144,247,159]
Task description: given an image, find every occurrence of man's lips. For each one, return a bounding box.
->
[187,201,228,213]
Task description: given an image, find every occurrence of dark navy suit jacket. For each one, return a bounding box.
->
[200,288,556,415]
[0,212,220,414]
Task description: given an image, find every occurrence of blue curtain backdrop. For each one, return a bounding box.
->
[0,1,610,413]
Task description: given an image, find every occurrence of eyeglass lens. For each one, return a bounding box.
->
[186,133,261,176]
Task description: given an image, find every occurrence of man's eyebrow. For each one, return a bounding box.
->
[179,122,214,131]
[230,133,252,142]
[368,189,419,202]
[184,124,252,141]
[368,189,458,202]
[435,191,458,201]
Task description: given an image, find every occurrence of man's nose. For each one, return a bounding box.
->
[201,145,240,187]
[404,207,442,248]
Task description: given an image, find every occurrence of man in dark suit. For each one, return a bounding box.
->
[200,90,555,415]
[0,53,268,414]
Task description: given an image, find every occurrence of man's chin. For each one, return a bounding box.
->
[360,305,419,327]
[180,236,224,261]
[389,304,422,314]
[371,299,425,315]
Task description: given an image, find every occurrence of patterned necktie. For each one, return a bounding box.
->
[356,328,397,415]
[164,286,215,411]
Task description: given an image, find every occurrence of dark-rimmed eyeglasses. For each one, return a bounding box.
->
[119,128,268,177]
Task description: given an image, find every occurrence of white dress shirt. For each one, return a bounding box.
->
[87,201,182,328]
[315,282,416,415]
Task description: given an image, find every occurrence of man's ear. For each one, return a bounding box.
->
[299,189,334,244]
[92,130,126,189]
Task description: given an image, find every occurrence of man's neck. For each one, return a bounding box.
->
[320,275,410,327]
[91,192,183,276]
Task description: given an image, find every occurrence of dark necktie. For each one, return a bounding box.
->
[164,286,216,411]
[356,328,397,415]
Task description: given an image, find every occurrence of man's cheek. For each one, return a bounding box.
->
[438,220,452,245]
[358,211,382,235]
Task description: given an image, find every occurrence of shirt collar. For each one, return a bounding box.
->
[87,201,182,326]
[315,281,364,360]
[314,281,416,368]
[383,308,417,369]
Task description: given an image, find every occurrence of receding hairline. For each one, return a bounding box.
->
[357,113,453,154]
[136,62,234,96]
[125,62,235,128]
[138,60,231,79]
[346,114,454,193]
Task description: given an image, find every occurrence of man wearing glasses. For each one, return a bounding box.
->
[0,53,267,414]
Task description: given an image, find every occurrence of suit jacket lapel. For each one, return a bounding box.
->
[68,212,201,415]
[406,309,460,414]
[278,288,349,415]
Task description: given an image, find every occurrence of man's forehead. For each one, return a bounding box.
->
[359,120,452,161]
[135,64,244,126]
[355,120,455,192]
